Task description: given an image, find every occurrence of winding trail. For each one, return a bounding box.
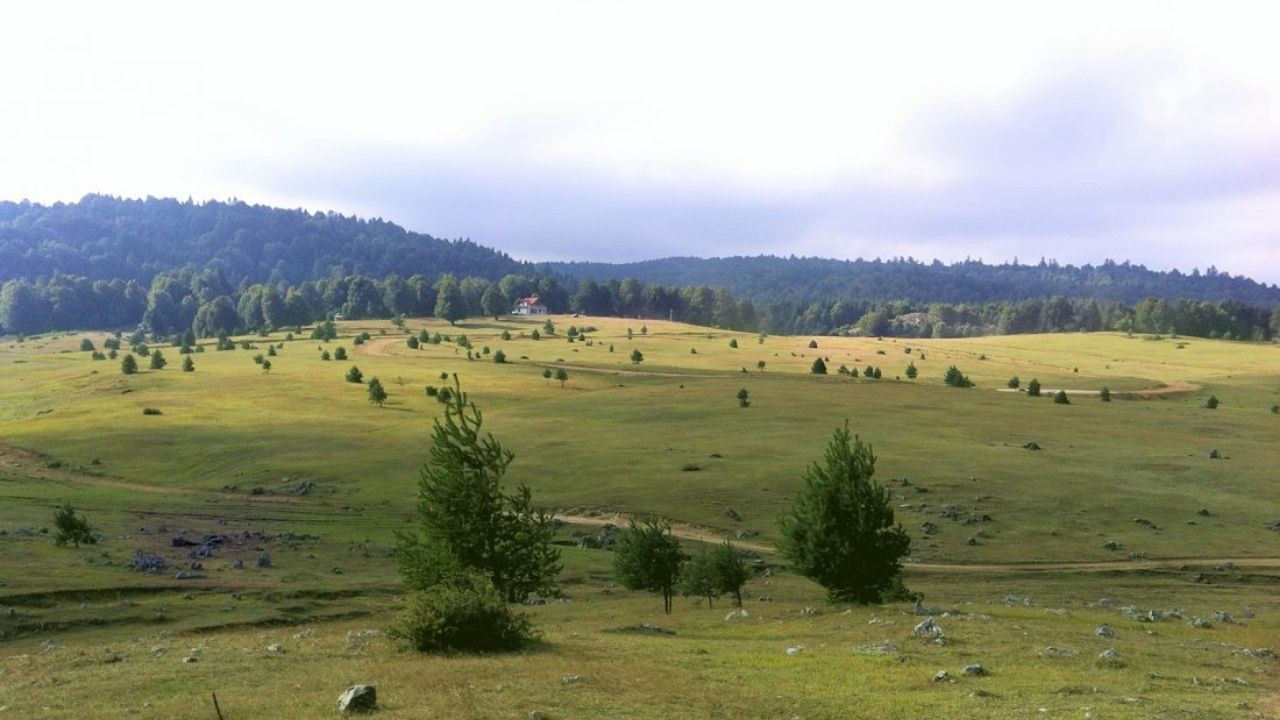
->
[554,512,1280,575]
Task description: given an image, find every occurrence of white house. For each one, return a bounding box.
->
[513,296,548,315]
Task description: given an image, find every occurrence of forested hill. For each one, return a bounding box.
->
[0,195,523,285]
[545,256,1280,306]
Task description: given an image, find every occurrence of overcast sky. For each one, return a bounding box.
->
[3,2,1279,283]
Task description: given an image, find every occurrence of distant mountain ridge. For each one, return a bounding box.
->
[544,256,1280,306]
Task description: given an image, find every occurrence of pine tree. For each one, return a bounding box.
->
[810,357,827,374]
[1027,378,1041,396]
[149,349,167,370]
[943,365,972,387]
[778,424,911,603]
[53,503,96,548]
[345,365,364,383]
[614,516,684,613]
[121,354,138,375]
[630,349,644,364]
[905,361,918,379]
[554,368,569,387]
[182,356,195,372]
[367,377,388,406]
[395,377,561,602]
[1100,386,1111,402]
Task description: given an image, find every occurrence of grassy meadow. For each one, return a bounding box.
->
[1,316,1277,718]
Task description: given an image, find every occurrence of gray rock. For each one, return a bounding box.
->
[1095,624,1115,638]
[561,674,581,686]
[913,617,945,642]
[338,684,377,714]
[933,670,954,682]
[1098,648,1119,661]
[724,608,749,621]
[962,663,986,676]
[1212,611,1234,624]
[1188,617,1213,629]
[784,646,803,656]
[800,606,818,617]
[266,643,284,654]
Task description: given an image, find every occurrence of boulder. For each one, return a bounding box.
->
[932,670,954,683]
[962,663,986,677]
[724,608,749,621]
[338,684,377,714]
[1095,624,1115,638]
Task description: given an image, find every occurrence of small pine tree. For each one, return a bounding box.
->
[368,377,388,406]
[678,542,749,607]
[810,357,827,374]
[872,367,882,379]
[334,347,347,360]
[863,365,874,378]
[543,319,555,335]
[1100,386,1111,402]
[261,359,272,373]
[1204,395,1219,409]
[345,365,364,383]
[500,329,512,341]
[729,338,738,349]
[149,350,167,370]
[53,503,96,547]
[1007,376,1020,389]
[808,339,818,348]
[905,361,918,379]
[736,388,750,407]
[1052,389,1070,404]
[121,354,138,375]
[407,336,420,349]
[1027,378,1041,397]
[614,516,684,613]
[943,365,972,387]
[321,350,331,361]
[182,356,194,372]
[554,368,569,387]
[531,329,541,341]
[267,345,277,357]
[493,349,507,364]
[79,338,95,352]
[630,349,644,364]
[778,424,911,603]
[541,368,552,383]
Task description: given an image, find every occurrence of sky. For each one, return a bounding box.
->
[2,1,1279,284]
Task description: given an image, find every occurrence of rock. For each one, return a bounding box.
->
[1097,648,1120,662]
[182,655,199,663]
[338,684,377,714]
[724,608,749,621]
[800,606,818,617]
[39,639,58,653]
[561,674,581,686]
[920,521,938,535]
[1102,541,1121,551]
[1095,624,1115,638]
[913,599,940,616]
[962,663,986,677]
[1212,611,1234,624]
[932,670,954,683]
[103,650,122,663]
[784,646,803,656]
[913,617,945,642]
[346,629,379,649]
[966,537,978,546]
[1022,442,1041,450]
[256,551,271,568]
[149,645,166,656]
[232,558,244,569]
[1188,617,1213,629]
[267,643,285,654]
[1039,646,1077,657]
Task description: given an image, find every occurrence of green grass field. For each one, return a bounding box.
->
[1,317,1277,718]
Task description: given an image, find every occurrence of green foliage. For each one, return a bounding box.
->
[345,365,364,383]
[334,347,347,360]
[778,424,911,604]
[1007,376,1020,389]
[367,377,388,406]
[396,378,560,603]
[554,368,569,387]
[679,542,749,608]
[53,503,96,548]
[543,319,555,335]
[756,360,766,371]
[863,365,874,378]
[311,320,337,341]
[541,368,552,382]
[120,354,138,374]
[266,344,277,357]
[942,365,972,387]
[736,388,750,407]
[261,359,272,373]
[728,338,738,348]
[1204,395,1219,409]
[434,274,465,325]
[873,367,882,379]
[1053,390,1070,404]
[500,329,512,341]
[182,356,194,372]
[1271,404,1279,414]
[807,339,818,348]
[1027,378,1041,396]
[904,361,917,379]
[407,336,420,349]
[389,572,535,653]
[320,350,331,361]
[493,349,507,364]
[530,329,541,341]
[614,516,684,613]
[1100,386,1111,402]
[79,338,95,352]
[630,349,644,364]
[810,357,827,374]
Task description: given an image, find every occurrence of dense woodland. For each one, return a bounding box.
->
[1,195,1277,340]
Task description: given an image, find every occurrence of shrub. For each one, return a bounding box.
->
[267,345,277,357]
[253,353,265,365]
[142,407,162,415]
[943,365,972,387]
[1007,376,1020,389]
[904,362,917,379]
[1271,404,1279,415]
[332,347,346,360]
[321,350,331,361]
[1053,390,1070,404]
[425,385,438,397]
[1100,386,1111,402]
[367,377,388,406]
[1204,395,1219,409]
[1027,378,1041,397]
[121,354,138,375]
[531,329,541,341]
[389,572,535,652]
[261,359,272,373]
[148,350,167,370]
[91,351,106,361]
[345,365,364,383]
[873,367,882,379]
[500,330,512,341]
[79,338,95,352]
[729,338,738,348]
[808,339,818,348]
[810,357,827,374]
[630,349,644,364]
[352,335,365,345]
[679,542,750,607]
[493,349,507,364]
[736,388,750,407]
[182,356,195,372]
[407,336,420,349]
[53,503,96,547]
[554,368,569,387]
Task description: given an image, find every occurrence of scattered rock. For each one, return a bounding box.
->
[1040,646,1077,658]
[1212,611,1234,624]
[1022,442,1041,451]
[1188,617,1213,629]
[913,617,946,643]
[103,650,122,664]
[346,629,379,649]
[784,646,803,656]
[724,608,749,621]
[933,670,955,683]
[338,684,377,714]
[962,663,986,677]
[1097,648,1120,664]
[182,655,199,663]
[800,606,818,617]
[1095,624,1115,638]
[266,643,285,654]
[561,674,581,686]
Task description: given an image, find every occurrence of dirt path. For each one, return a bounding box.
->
[554,512,1280,574]
[996,380,1202,398]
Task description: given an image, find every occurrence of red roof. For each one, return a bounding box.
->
[516,296,543,306]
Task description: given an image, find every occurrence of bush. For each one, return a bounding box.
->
[1100,386,1111,402]
[321,350,331,361]
[810,357,827,374]
[149,350,167,370]
[79,338,95,352]
[729,338,738,348]
[808,339,818,348]
[53,503,96,547]
[121,354,138,375]
[1204,395,1219,409]
[407,336,420,349]
[425,385,438,396]
[1271,404,1279,415]
[736,388,750,407]
[493,349,507,364]
[1027,378,1041,397]
[142,407,162,415]
[904,361,917,379]
[500,330,512,341]
[367,377,388,406]
[1007,376,1020,389]
[334,347,348,360]
[554,368,569,387]
[943,365,972,387]
[389,573,535,652]
[1053,390,1070,404]
[345,365,364,383]
[182,356,195,372]
[630,349,644,364]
